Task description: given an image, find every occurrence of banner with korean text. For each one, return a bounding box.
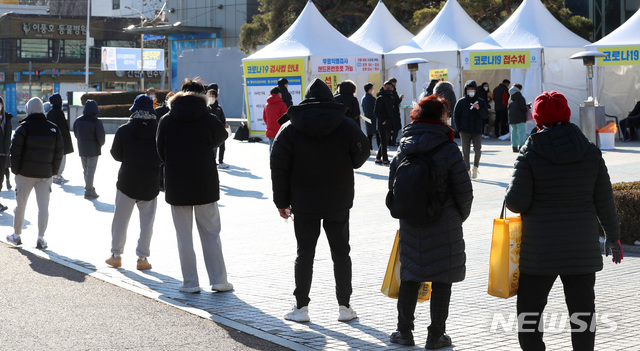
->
[462,50,539,70]
[243,58,306,133]
[596,46,640,66]
[310,56,381,75]
[101,47,165,71]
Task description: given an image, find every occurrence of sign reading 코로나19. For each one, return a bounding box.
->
[243,58,305,133]
[596,46,640,66]
[463,50,538,70]
[100,47,165,72]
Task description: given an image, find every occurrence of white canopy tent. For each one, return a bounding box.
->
[348,0,415,55]
[242,0,380,133]
[587,8,640,119]
[385,0,489,105]
[461,0,590,125]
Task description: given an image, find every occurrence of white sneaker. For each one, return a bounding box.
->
[178,285,201,293]
[471,166,479,179]
[211,282,234,292]
[217,162,229,169]
[338,305,357,321]
[6,234,22,246]
[284,305,310,322]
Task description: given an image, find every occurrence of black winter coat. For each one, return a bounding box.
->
[279,85,293,108]
[493,84,509,112]
[208,100,226,125]
[155,105,169,121]
[10,113,63,178]
[270,79,369,218]
[47,94,74,155]
[390,122,473,283]
[505,123,620,275]
[111,114,161,201]
[361,93,377,135]
[157,92,228,206]
[453,96,489,135]
[508,90,528,124]
[334,93,360,122]
[73,101,105,157]
[374,90,395,132]
[0,110,13,156]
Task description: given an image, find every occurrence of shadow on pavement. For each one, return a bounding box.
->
[59,183,86,196]
[478,162,515,170]
[221,166,263,180]
[89,199,115,213]
[220,185,267,199]
[471,179,509,188]
[355,170,388,181]
[19,249,87,283]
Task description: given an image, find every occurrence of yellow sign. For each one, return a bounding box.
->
[469,51,533,69]
[596,46,640,66]
[244,58,305,78]
[321,73,340,93]
[429,69,448,82]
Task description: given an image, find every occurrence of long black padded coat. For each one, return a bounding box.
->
[389,122,473,283]
[270,79,370,218]
[47,93,74,155]
[505,123,620,275]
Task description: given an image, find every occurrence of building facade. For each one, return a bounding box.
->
[565,0,640,40]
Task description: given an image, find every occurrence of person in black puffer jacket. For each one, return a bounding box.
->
[156,77,231,294]
[374,81,396,164]
[505,91,622,351]
[0,96,13,202]
[271,78,369,323]
[6,98,63,249]
[388,95,473,350]
[106,94,161,271]
[334,80,361,123]
[47,93,74,184]
[454,80,488,180]
[73,100,105,199]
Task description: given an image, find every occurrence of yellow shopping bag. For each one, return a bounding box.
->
[488,202,522,298]
[381,231,432,302]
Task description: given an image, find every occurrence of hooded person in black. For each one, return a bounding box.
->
[374,81,396,164]
[47,93,73,184]
[333,80,360,122]
[73,100,105,199]
[454,80,488,180]
[278,78,293,108]
[270,78,369,323]
[0,96,13,201]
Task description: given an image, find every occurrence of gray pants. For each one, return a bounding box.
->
[171,202,229,288]
[80,156,98,193]
[111,189,157,258]
[13,174,52,236]
[459,132,482,170]
[57,155,66,177]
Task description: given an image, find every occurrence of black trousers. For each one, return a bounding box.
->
[495,110,509,136]
[517,272,596,351]
[214,142,226,163]
[368,132,380,150]
[620,116,639,140]
[0,156,7,191]
[397,280,452,338]
[376,129,390,162]
[292,211,352,308]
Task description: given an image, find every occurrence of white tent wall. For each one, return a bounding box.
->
[593,66,640,118]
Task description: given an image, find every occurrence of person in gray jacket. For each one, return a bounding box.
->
[73,100,105,199]
[505,91,622,351]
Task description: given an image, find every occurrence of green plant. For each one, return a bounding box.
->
[610,181,640,244]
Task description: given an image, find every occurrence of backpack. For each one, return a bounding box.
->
[233,122,249,141]
[385,141,451,225]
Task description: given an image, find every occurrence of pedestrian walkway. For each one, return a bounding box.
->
[2,136,639,351]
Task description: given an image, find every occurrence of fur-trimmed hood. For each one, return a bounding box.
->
[167,91,209,123]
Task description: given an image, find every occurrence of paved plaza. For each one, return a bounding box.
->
[2,134,639,351]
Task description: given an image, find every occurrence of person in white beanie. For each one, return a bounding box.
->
[6,97,63,249]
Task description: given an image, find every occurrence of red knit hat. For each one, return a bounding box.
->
[533,91,571,127]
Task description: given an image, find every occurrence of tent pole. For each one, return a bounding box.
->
[457,51,464,98]
[540,48,545,92]
[382,54,387,82]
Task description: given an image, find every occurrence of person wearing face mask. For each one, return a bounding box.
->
[477,83,492,138]
[207,88,229,169]
[453,80,488,179]
[0,96,12,211]
[146,88,159,109]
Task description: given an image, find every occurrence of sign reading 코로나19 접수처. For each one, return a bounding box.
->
[243,58,305,133]
[464,50,537,70]
[596,46,640,66]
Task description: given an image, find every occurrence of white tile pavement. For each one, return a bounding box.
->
[2,135,639,351]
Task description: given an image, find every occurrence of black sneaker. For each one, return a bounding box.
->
[390,331,415,346]
[0,204,8,212]
[425,333,452,349]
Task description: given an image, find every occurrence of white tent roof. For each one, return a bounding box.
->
[245,0,375,60]
[348,0,415,54]
[464,0,589,51]
[589,8,640,47]
[390,0,489,54]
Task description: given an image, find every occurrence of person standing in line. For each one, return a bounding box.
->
[477,82,493,138]
[361,82,378,151]
[154,91,175,121]
[278,78,293,108]
[505,91,622,351]
[262,86,288,153]
[105,95,161,271]
[270,79,369,323]
[333,80,361,122]
[47,93,74,184]
[453,80,488,179]
[156,77,232,294]
[73,99,105,199]
[507,83,530,152]
[374,81,396,165]
[388,77,404,146]
[5,98,63,249]
[146,87,160,109]
[388,95,473,350]
[0,96,13,211]
[207,88,229,169]
[492,79,510,137]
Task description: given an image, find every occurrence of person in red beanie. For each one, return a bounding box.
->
[263,86,288,153]
[505,91,623,351]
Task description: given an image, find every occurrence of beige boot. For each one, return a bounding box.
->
[471,166,479,179]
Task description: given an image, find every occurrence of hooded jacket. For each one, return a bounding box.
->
[156,91,228,206]
[453,80,489,135]
[270,79,370,218]
[508,86,528,124]
[47,93,74,155]
[278,81,293,108]
[374,89,395,131]
[262,94,288,139]
[493,83,510,112]
[73,100,105,157]
[111,111,161,201]
[10,113,63,178]
[390,121,473,283]
[505,123,620,275]
[0,96,13,156]
[334,82,361,122]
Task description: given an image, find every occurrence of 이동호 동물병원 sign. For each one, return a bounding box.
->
[100,47,165,71]
[243,58,305,133]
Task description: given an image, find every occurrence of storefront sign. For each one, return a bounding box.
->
[311,56,380,74]
[22,22,87,37]
[101,47,165,71]
[463,50,538,70]
[596,46,640,66]
[125,70,162,78]
[429,69,448,82]
[243,58,305,133]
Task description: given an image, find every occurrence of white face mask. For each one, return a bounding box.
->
[484,86,489,91]
[148,94,156,101]
[467,90,476,98]
[208,97,216,105]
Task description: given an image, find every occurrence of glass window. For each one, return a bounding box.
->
[197,39,215,49]
[18,39,50,59]
[113,0,120,10]
[62,39,86,58]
